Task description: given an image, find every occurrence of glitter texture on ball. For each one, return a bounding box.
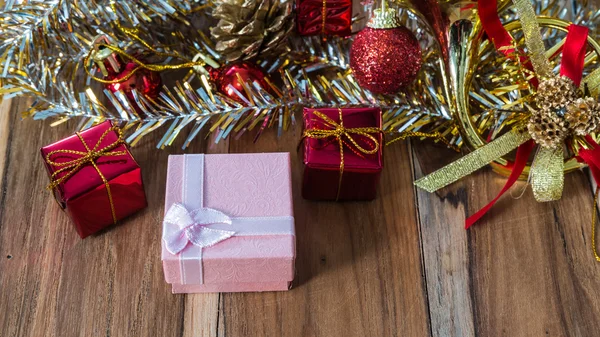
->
[350,26,422,94]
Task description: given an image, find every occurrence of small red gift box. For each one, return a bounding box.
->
[302,107,383,201]
[40,121,147,238]
[296,0,352,36]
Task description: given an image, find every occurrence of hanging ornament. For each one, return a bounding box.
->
[209,62,273,103]
[349,0,422,94]
[103,58,162,100]
[90,37,162,101]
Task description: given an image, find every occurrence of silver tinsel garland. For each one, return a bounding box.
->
[0,0,597,148]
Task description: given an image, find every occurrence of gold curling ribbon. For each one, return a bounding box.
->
[85,2,218,85]
[45,126,128,224]
[415,128,531,193]
[593,188,600,262]
[85,43,209,84]
[303,108,381,200]
[512,0,553,78]
[580,53,600,261]
[530,147,564,202]
[386,131,459,151]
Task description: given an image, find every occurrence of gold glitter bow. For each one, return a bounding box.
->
[303,108,381,200]
[415,0,600,260]
[512,0,566,202]
[416,0,600,202]
[45,126,127,224]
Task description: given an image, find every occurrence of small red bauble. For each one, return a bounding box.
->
[350,8,422,94]
[105,61,162,100]
[210,62,272,103]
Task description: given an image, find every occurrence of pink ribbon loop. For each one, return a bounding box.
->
[162,203,235,255]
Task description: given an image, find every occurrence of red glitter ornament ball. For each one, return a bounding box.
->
[210,62,272,103]
[105,61,162,100]
[350,25,422,94]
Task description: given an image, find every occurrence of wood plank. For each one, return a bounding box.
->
[0,97,12,196]
[218,125,431,336]
[0,98,222,337]
[411,142,476,337]
[4,94,600,337]
[413,141,600,337]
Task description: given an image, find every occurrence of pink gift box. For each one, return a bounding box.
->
[161,153,296,293]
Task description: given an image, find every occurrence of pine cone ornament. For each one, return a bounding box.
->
[565,97,600,136]
[211,0,294,62]
[528,109,569,149]
[536,76,580,113]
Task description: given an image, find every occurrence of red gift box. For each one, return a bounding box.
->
[40,121,147,238]
[302,107,383,201]
[296,0,352,36]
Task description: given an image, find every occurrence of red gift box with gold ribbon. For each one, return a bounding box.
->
[296,0,352,36]
[302,107,383,201]
[40,121,147,238]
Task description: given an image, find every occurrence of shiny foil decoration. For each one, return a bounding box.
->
[40,121,147,238]
[350,25,422,94]
[4,0,599,149]
[210,62,272,103]
[211,0,294,62]
[302,107,383,201]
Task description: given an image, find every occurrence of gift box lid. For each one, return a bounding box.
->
[161,153,296,285]
[303,107,383,172]
[40,121,139,203]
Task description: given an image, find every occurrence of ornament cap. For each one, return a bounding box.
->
[367,0,401,29]
[91,36,122,77]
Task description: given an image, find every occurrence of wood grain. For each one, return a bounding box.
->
[221,125,430,337]
[412,140,600,337]
[1,96,599,337]
[411,143,476,337]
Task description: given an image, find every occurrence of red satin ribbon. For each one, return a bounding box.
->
[467,2,589,227]
[579,136,600,185]
[465,140,535,229]
[478,0,514,54]
[477,0,538,85]
[560,25,589,87]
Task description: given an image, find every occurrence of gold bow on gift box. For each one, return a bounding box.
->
[303,108,382,200]
[45,126,127,224]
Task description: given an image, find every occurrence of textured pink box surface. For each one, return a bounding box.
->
[162,153,296,293]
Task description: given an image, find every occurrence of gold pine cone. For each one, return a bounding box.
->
[565,97,600,136]
[528,110,569,149]
[211,0,294,62]
[536,76,580,112]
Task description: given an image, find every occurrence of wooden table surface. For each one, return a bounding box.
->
[1,95,600,337]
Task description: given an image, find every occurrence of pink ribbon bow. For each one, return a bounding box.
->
[162,203,236,255]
